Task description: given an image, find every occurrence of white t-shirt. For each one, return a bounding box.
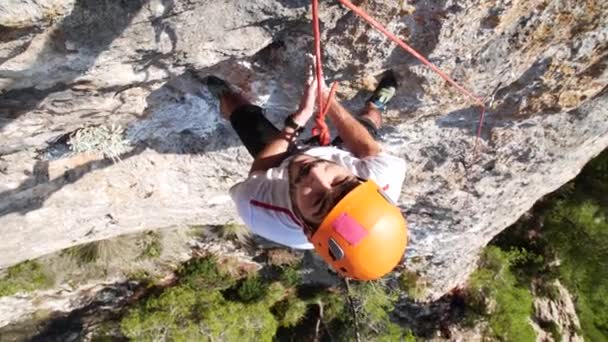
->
[229,147,406,249]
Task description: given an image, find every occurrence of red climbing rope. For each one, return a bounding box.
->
[311,0,332,145]
[312,82,338,143]
[311,0,487,150]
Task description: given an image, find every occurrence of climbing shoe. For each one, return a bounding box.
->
[204,75,232,99]
[367,70,398,111]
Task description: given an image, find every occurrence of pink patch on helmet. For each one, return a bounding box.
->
[332,213,368,246]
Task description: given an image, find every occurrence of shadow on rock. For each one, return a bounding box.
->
[0,0,148,132]
[0,147,144,218]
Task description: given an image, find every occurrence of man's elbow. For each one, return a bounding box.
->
[355,143,381,159]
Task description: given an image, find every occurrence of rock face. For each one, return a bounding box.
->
[0,0,606,299]
[532,281,583,342]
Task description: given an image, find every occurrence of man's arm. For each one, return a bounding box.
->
[249,114,305,174]
[324,96,381,158]
[249,67,318,174]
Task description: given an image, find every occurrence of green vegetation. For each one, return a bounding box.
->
[119,253,416,341]
[538,319,562,342]
[61,238,133,266]
[121,287,280,341]
[354,282,397,325]
[238,276,268,302]
[273,297,308,327]
[0,229,183,299]
[61,242,100,265]
[472,149,608,341]
[120,256,281,341]
[350,281,410,342]
[538,151,608,341]
[398,270,427,301]
[306,281,415,342]
[466,247,536,341]
[138,231,162,259]
[0,261,54,297]
[218,223,251,244]
[279,263,302,288]
[178,255,236,291]
[543,200,608,341]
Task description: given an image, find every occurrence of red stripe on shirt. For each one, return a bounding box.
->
[250,200,302,227]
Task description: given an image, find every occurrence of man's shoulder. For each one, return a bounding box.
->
[230,163,289,190]
[229,165,293,219]
[230,168,289,199]
[229,170,312,250]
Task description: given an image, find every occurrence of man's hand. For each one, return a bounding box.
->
[294,54,327,126]
[297,55,379,158]
[249,56,323,174]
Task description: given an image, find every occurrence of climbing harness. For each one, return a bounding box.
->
[311,0,487,151]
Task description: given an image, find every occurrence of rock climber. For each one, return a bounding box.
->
[205,59,408,280]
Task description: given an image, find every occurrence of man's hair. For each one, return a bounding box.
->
[306,177,361,235]
[288,157,363,235]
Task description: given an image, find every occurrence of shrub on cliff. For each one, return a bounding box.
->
[542,195,608,338]
[474,149,608,341]
[314,281,415,342]
[533,149,608,340]
[467,246,536,341]
[120,256,281,341]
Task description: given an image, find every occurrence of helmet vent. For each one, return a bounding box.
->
[328,238,344,261]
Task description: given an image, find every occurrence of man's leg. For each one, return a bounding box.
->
[359,102,383,130]
[360,70,398,131]
[329,70,397,145]
[205,76,280,158]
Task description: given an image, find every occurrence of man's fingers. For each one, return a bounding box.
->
[310,77,318,91]
[305,54,316,85]
[307,69,315,85]
[306,53,316,68]
[305,53,330,92]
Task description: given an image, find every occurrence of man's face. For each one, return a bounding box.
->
[288,154,359,228]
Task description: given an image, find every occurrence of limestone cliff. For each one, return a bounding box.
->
[0,0,606,299]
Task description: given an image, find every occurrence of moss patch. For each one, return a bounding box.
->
[398,270,427,301]
[0,261,54,297]
[138,231,162,259]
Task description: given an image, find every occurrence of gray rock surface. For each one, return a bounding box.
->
[0,0,607,299]
[533,280,583,342]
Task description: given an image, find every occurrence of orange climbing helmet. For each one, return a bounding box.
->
[310,180,408,280]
